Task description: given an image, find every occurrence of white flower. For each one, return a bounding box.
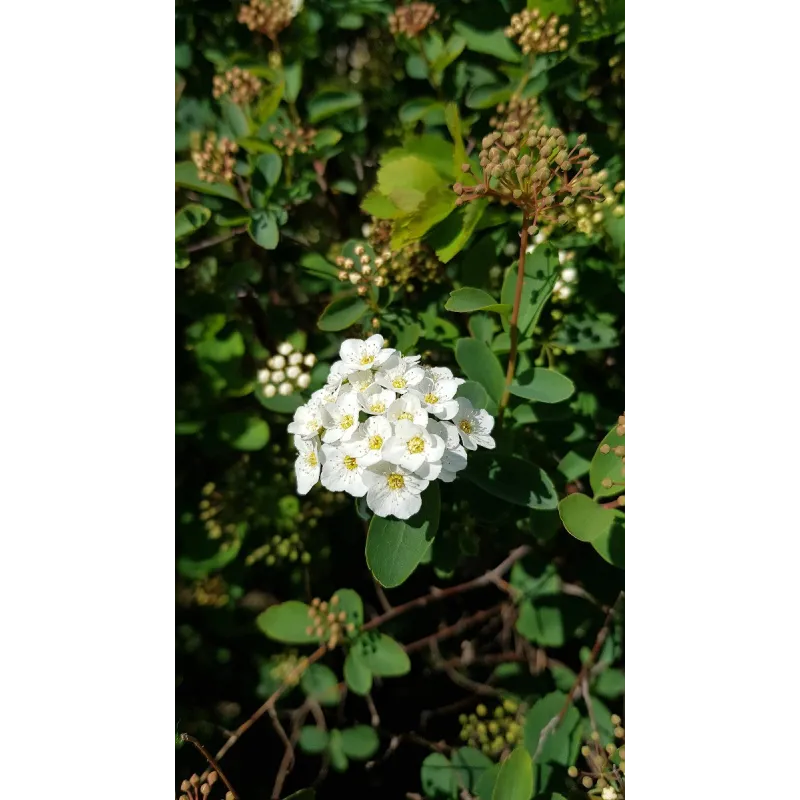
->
[561,266,577,283]
[376,353,425,394]
[601,788,618,800]
[439,445,468,482]
[362,462,429,520]
[386,393,429,427]
[321,392,361,443]
[412,375,461,420]
[326,360,351,387]
[341,416,392,463]
[345,369,376,393]
[358,384,396,416]
[287,401,325,440]
[294,436,321,495]
[339,334,395,373]
[320,444,370,497]
[383,420,445,474]
[452,398,496,450]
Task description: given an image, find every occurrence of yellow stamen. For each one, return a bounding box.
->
[398,412,414,421]
[306,452,318,467]
[343,455,358,471]
[424,393,439,404]
[392,377,407,389]
[407,436,425,454]
[360,354,375,365]
[368,435,384,450]
[340,414,354,430]
[459,419,473,434]
[387,473,405,490]
[370,402,385,413]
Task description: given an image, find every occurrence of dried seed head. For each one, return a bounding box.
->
[237,0,296,39]
[388,2,439,37]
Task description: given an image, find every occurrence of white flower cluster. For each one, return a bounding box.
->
[258,341,316,398]
[289,335,496,520]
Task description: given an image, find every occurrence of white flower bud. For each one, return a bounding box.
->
[288,352,303,366]
[303,354,317,368]
[286,365,301,379]
[277,342,293,356]
[561,266,577,283]
[296,373,311,389]
[257,369,271,383]
[271,369,286,383]
[278,382,293,396]
[269,354,286,369]
[264,384,277,398]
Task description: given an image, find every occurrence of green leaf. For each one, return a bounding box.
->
[254,82,284,125]
[256,601,319,644]
[594,668,625,699]
[299,726,329,754]
[455,338,505,406]
[453,22,521,62]
[344,648,373,695]
[444,102,468,178]
[332,588,363,627]
[317,295,369,332]
[466,454,558,510]
[466,83,513,110]
[283,62,303,103]
[248,210,279,250]
[359,633,411,676]
[510,369,575,404]
[298,252,339,280]
[366,483,440,588]
[218,412,270,451]
[456,380,491,412]
[327,729,349,772]
[435,201,487,263]
[556,450,591,481]
[420,752,456,799]
[312,128,343,150]
[475,763,501,800]
[453,747,494,793]
[492,747,533,800]
[255,152,282,187]
[301,663,341,706]
[255,387,304,415]
[399,98,446,126]
[341,726,379,760]
[589,423,625,499]
[175,204,212,240]
[591,515,625,568]
[307,89,363,123]
[430,34,467,74]
[523,692,581,765]
[220,97,250,138]
[445,288,510,315]
[175,161,241,202]
[558,493,620,543]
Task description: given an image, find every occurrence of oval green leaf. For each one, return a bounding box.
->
[256,601,319,644]
[455,338,505,405]
[558,493,620,543]
[445,287,511,314]
[589,422,625,499]
[175,161,241,202]
[453,747,494,793]
[307,89,363,124]
[340,725,379,760]
[318,295,369,332]
[360,633,411,677]
[420,752,455,799]
[510,369,575,404]
[343,648,372,695]
[300,663,341,706]
[298,726,329,754]
[332,588,363,627]
[467,453,558,510]
[492,747,533,800]
[248,210,279,250]
[366,483,440,588]
[175,204,212,240]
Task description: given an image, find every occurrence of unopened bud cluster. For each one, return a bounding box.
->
[191,133,239,184]
[305,594,357,648]
[458,700,523,758]
[565,175,624,236]
[258,341,316,398]
[237,0,295,39]
[268,122,317,156]
[609,52,624,83]
[553,250,577,301]
[388,2,438,38]
[454,124,604,225]
[336,244,390,295]
[569,714,625,798]
[213,67,262,105]
[177,575,230,609]
[599,414,625,502]
[178,771,220,800]
[367,219,442,293]
[269,650,308,687]
[198,482,237,541]
[246,531,311,566]
[578,0,609,28]
[505,9,569,55]
[489,95,543,133]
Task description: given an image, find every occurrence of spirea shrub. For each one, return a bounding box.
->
[290,335,495,519]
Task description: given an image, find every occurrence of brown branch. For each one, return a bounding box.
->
[180,734,240,800]
[404,603,506,654]
[362,546,529,633]
[185,225,247,253]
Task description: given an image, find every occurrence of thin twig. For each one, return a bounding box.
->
[404,603,506,654]
[180,734,240,800]
[185,225,247,253]
[362,546,529,632]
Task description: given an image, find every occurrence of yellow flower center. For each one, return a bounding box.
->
[340,414,354,430]
[392,377,407,389]
[317,425,325,436]
[370,402,385,413]
[306,452,318,467]
[360,354,375,365]
[387,473,405,490]
[343,455,358,471]
[407,436,425,454]
[398,412,414,421]
[368,435,384,450]
[459,419,473,434]
[424,392,439,405]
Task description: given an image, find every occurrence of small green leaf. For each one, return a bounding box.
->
[340,725,379,760]
[589,422,625,499]
[492,747,533,800]
[466,83,513,110]
[344,648,372,695]
[453,747,494,793]
[523,692,580,765]
[255,387,304,415]
[248,210,279,250]
[510,369,575,404]
[218,412,270,451]
[559,493,621,543]
[399,98,446,126]
[283,62,303,103]
[327,729,349,772]
[445,288,510,314]
[453,21,521,62]
[332,588,363,627]
[435,201,487,263]
[591,515,625,568]
[254,82,284,125]
[475,763,501,800]
[360,633,411,676]
[455,338,505,405]
[318,295,369,332]
[256,601,319,644]
[175,161,241,201]
[298,726,329,755]
[220,97,250,137]
[255,152,282,187]
[366,483,440,588]
[298,252,339,280]
[420,752,456,799]
[307,89,364,123]
[466,454,558,510]
[175,204,212,240]
[456,380,491,412]
[301,663,341,706]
